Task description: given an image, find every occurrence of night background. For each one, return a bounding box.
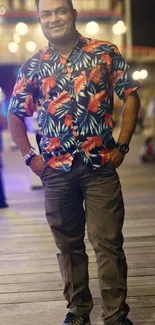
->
[131,0,155,47]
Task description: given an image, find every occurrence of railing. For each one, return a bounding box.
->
[0,0,121,12]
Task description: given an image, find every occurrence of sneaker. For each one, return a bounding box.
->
[61,312,91,325]
[118,316,133,325]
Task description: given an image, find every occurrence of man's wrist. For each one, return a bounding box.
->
[23,148,37,166]
[116,143,130,154]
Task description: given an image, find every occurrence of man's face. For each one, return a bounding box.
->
[38,0,77,44]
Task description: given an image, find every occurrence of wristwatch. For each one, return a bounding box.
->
[117,143,129,154]
[23,148,37,166]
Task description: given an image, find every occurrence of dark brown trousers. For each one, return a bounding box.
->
[41,154,129,325]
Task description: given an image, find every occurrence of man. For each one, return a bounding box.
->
[8,0,140,324]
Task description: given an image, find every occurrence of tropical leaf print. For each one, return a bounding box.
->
[89,65,104,83]
[41,76,57,100]
[40,48,51,61]
[9,35,139,171]
[82,40,107,53]
[81,136,102,158]
[100,148,111,165]
[111,70,125,85]
[24,94,35,116]
[47,153,73,168]
[104,113,113,128]
[44,137,61,152]
[74,71,87,95]
[88,90,108,113]
[101,54,112,68]
[71,51,92,70]
[13,77,27,96]
[47,91,71,115]
[64,114,72,127]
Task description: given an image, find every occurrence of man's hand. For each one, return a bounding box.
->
[110,148,125,168]
[29,155,45,177]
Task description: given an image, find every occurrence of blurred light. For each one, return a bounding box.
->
[13,33,21,44]
[15,22,28,36]
[132,71,140,80]
[8,42,19,53]
[0,7,6,15]
[112,20,126,35]
[0,87,6,102]
[132,69,148,80]
[26,41,36,52]
[140,69,148,79]
[86,21,99,36]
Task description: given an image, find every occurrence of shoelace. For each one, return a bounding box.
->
[64,313,84,325]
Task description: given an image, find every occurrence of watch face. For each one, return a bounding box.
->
[122,144,129,153]
[117,143,129,154]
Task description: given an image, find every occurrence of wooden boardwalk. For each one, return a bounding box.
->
[0,132,155,324]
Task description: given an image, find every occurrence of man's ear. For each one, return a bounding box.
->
[73,9,77,20]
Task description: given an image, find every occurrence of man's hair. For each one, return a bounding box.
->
[35,0,74,11]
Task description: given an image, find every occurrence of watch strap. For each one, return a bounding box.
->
[23,149,37,166]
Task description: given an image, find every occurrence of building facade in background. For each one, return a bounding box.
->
[0,0,123,63]
[0,0,155,110]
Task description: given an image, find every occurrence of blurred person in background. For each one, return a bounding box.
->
[139,136,155,163]
[8,0,140,324]
[147,97,155,135]
[0,104,8,209]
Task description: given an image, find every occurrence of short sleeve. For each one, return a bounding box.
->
[110,44,140,100]
[8,63,39,118]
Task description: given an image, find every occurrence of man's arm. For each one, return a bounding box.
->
[118,91,140,144]
[8,112,32,156]
[8,112,45,176]
[110,91,140,168]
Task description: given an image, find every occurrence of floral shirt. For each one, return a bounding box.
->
[9,35,139,171]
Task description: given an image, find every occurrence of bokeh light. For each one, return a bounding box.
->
[86,21,99,36]
[0,7,6,15]
[112,21,126,35]
[8,42,19,53]
[13,33,21,44]
[26,41,37,52]
[15,22,28,36]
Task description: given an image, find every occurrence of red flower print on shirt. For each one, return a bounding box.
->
[47,91,71,115]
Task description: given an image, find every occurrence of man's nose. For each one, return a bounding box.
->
[49,12,59,23]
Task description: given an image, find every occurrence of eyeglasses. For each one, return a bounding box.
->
[40,7,70,20]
